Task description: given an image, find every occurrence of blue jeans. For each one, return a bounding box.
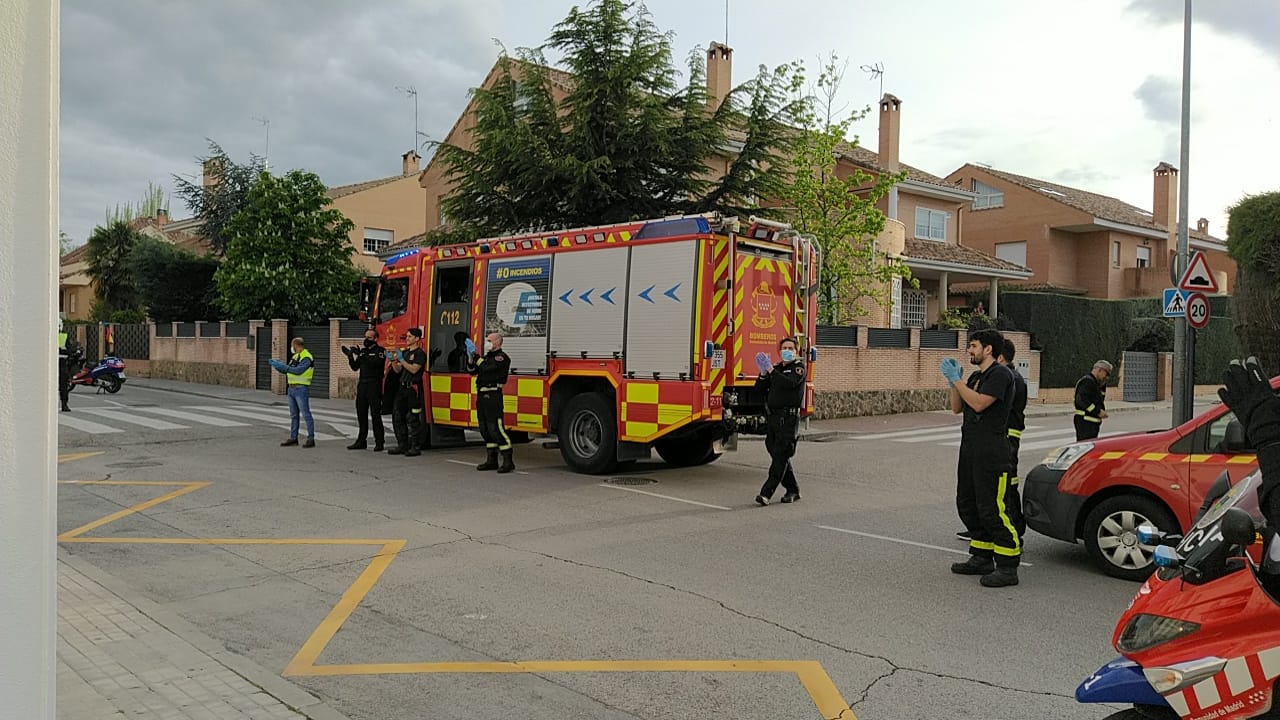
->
[287,385,315,440]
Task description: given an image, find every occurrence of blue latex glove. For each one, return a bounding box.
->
[940,358,963,384]
[383,350,396,360]
[268,358,286,373]
[465,338,477,356]
[395,349,406,363]
[755,351,773,375]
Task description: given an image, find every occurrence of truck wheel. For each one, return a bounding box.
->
[654,430,721,467]
[558,393,618,474]
[1083,496,1177,582]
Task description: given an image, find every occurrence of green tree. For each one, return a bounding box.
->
[778,55,912,324]
[1226,191,1280,370]
[58,231,74,256]
[434,0,803,240]
[173,140,265,255]
[215,170,359,323]
[84,220,142,320]
[127,237,222,322]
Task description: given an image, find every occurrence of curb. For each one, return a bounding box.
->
[59,551,354,720]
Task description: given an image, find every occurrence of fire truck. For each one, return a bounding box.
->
[359,213,820,474]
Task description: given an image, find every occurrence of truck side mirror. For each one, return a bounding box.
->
[1220,419,1249,453]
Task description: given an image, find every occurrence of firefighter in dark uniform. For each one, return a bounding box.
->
[754,336,806,506]
[387,327,427,457]
[943,329,1020,588]
[1073,360,1112,441]
[343,328,386,451]
[957,337,1028,541]
[469,332,514,473]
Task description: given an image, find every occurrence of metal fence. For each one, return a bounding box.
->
[866,328,911,349]
[110,323,150,359]
[176,322,197,338]
[920,330,959,350]
[815,325,857,347]
[82,324,99,362]
[225,322,250,337]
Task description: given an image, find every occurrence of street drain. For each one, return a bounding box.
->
[105,461,162,469]
[606,476,657,486]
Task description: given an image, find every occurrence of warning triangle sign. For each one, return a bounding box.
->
[1164,291,1186,316]
[1178,251,1219,293]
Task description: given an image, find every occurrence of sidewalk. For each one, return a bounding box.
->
[57,552,351,720]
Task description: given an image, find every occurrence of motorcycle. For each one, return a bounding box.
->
[70,355,126,394]
[1076,468,1280,719]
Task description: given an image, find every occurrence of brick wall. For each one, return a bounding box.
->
[149,322,256,388]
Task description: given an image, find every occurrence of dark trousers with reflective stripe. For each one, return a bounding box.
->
[1074,415,1101,441]
[956,433,1020,567]
[477,389,511,451]
[355,380,385,446]
[1006,435,1025,538]
[392,384,425,450]
[760,411,800,498]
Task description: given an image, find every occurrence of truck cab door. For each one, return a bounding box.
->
[429,260,474,373]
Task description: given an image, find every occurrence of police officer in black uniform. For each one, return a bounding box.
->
[58,324,81,413]
[1073,360,1111,440]
[943,329,1020,588]
[754,337,806,506]
[387,327,427,457]
[343,328,386,451]
[469,332,514,473]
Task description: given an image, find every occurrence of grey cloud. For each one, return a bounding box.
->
[1051,167,1119,187]
[60,0,504,244]
[1134,75,1180,122]
[1127,0,1280,59]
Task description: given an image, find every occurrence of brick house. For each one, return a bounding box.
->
[944,162,1233,300]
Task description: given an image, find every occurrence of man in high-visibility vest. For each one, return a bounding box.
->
[1073,360,1112,441]
[269,337,316,447]
[57,324,81,412]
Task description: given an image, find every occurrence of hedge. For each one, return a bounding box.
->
[998,292,1236,387]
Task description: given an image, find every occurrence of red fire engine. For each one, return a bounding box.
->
[359,214,820,474]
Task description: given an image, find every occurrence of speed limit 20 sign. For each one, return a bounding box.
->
[1186,292,1211,329]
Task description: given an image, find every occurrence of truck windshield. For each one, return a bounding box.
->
[377,277,409,322]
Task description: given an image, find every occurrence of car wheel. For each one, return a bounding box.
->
[1083,496,1177,582]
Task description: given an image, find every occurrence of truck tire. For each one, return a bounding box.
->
[1083,495,1177,582]
[654,430,721,467]
[558,392,618,474]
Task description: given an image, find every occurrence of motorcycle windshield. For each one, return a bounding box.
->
[1193,470,1263,530]
[1173,470,1262,580]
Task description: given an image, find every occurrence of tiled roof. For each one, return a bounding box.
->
[973,165,1225,244]
[838,144,955,190]
[60,243,90,265]
[326,174,410,200]
[381,231,429,255]
[903,238,1031,274]
[948,281,1089,296]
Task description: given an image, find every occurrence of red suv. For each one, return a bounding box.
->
[1022,377,1278,581]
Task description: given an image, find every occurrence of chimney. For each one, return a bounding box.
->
[1152,162,1178,238]
[705,42,733,111]
[156,208,168,227]
[202,158,222,190]
[878,93,902,172]
[402,150,421,176]
[1196,217,1209,234]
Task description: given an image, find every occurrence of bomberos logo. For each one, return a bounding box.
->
[751,281,777,329]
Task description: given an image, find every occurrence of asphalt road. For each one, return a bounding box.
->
[56,385,1207,720]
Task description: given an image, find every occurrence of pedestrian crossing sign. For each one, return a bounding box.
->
[1163,288,1188,318]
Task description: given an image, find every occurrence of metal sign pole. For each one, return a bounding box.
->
[1172,0,1194,425]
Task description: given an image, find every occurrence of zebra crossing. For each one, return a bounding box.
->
[58,403,363,441]
[846,423,1106,452]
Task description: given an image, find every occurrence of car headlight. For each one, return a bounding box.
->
[1043,442,1093,471]
[1116,613,1200,653]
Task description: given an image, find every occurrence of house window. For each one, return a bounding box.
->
[994,241,1027,267]
[889,276,903,329]
[914,208,947,241]
[972,179,1004,210]
[69,292,77,315]
[1136,246,1151,269]
[363,228,394,255]
[902,288,927,328]
[1111,241,1121,267]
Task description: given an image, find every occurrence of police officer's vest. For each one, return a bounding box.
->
[288,349,314,386]
[58,332,69,350]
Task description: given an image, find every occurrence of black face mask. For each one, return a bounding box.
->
[364,339,376,348]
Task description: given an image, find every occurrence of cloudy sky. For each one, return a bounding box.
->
[61,0,1278,247]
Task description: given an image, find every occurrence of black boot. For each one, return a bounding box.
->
[476,449,499,471]
[950,556,995,576]
[404,444,421,457]
[386,446,405,455]
[497,450,515,474]
[347,440,367,450]
[61,405,70,412]
[980,567,1020,588]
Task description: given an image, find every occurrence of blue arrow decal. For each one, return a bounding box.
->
[664,283,682,302]
[579,289,594,306]
[600,287,616,305]
[558,289,574,307]
[638,285,655,304]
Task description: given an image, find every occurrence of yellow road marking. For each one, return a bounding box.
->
[58,451,103,463]
[58,481,856,718]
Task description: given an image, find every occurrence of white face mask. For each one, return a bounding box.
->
[483,340,494,353]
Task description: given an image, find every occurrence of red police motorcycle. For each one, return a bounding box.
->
[1076,469,1280,719]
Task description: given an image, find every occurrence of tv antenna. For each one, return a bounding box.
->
[395,85,419,156]
[252,115,270,169]
[860,62,884,98]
